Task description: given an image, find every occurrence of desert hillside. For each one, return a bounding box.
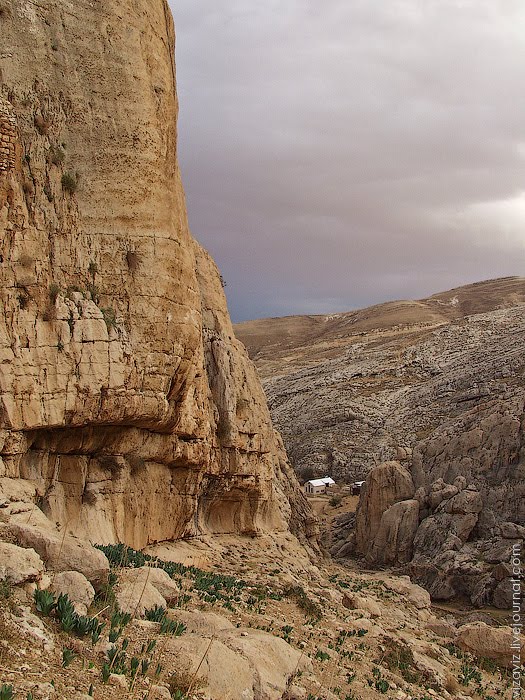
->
[236,278,525,610]
[235,276,525,481]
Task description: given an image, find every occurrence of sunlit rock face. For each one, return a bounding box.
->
[0,0,315,549]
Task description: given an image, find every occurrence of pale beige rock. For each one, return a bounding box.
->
[382,577,432,609]
[0,0,314,553]
[0,542,44,584]
[50,571,95,616]
[355,461,415,556]
[342,593,382,618]
[167,634,255,700]
[116,579,166,618]
[8,523,109,587]
[224,629,310,700]
[170,609,235,635]
[455,622,522,668]
[118,566,179,603]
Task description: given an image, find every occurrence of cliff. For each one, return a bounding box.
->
[0,0,315,549]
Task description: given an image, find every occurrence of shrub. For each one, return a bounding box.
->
[101,307,117,330]
[48,283,61,303]
[329,495,343,507]
[61,172,78,194]
[48,146,65,166]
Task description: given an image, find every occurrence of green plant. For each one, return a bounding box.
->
[145,605,167,622]
[0,579,12,600]
[314,649,330,662]
[329,495,343,507]
[101,307,117,330]
[62,647,76,667]
[61,172,78,194]
[34,588,56,615]
[459,663,482,687]
[48,146,65,166]
[0,685,14,700]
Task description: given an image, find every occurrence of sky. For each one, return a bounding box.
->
[168,1,525,322]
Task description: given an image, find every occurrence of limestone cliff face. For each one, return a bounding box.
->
[0,0,315,548]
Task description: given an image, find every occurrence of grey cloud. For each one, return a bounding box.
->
[170,1,525,321]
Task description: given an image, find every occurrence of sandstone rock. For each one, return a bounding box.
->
[425,618,456,639]
[368,499,419,565]
[342,593,382,618]
[116,579,166,618]
[9,524,109,587]
[167,634,254,700]
[355,461,415,555]
[0,0,314,554]
[441,488,483,515]
[382,576,431,609]
[50,571,95,616]
[0,542,44,584]
[225,629,310,700]
[455,622,522,668]
[171,609,235,635]
[118,566,179,604]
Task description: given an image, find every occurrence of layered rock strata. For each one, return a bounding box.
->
[0,0,315,549]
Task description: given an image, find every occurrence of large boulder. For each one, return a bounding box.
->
[8,524,109,587]
[50,571,95,616]
[0,542,45,585]
[355,461,415,555]
[455,622,522,668]
[368,499,419,565]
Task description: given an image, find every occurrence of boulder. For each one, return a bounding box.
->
[116,571,167,618]
[50,571,95,616]
[355,461,415,555]
[166,635,254,700]
[8,524,109,587]
[117,566,179,603]
[368,499,419,565]
[441,488,483,515]
[382,576,431,609]
[0,542,44,585]
[456,622,522,668]
[342,593,382,618]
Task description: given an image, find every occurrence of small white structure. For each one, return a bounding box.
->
[304,476,336,495]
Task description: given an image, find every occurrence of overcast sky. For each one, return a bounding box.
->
[168,1,525,322]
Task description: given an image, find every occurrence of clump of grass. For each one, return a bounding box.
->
[48,283,61,303]
[61,172,78,194]
[101,307,117,331]
[48,146,65,166]
[282,584,322,619]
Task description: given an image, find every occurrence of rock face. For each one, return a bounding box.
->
[0,1,314,549]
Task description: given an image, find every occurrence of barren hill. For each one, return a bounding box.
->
[235,277,525,482]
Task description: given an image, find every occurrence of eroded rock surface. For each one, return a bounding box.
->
[0,0,315,551]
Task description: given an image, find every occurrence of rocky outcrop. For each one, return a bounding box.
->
[341,389,525,608]
[0,1,314,549]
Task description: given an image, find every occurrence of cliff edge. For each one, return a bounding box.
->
[0,0,315,549]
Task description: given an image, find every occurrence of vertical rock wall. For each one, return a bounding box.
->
[0,1,315,549]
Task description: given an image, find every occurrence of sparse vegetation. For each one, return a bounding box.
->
[101,306,117,330]
[47,146,65,166]
[61,172,78,194]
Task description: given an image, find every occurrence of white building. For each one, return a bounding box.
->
[304,476,336,494]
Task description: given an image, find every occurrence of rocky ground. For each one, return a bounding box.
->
[0,504,520,700]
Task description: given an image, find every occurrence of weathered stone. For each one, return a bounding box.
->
[368,499,419,565]
[50,571,95,616]
[355,461,415,555]
[0,542,44,584]
[8,524,109,587]
[456,622,522,668]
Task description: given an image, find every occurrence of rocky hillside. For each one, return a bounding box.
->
[235,277,525,483]
[0,0,315,550]
[236,280,525,609]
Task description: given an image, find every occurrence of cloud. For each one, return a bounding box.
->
[169,1,525,321]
